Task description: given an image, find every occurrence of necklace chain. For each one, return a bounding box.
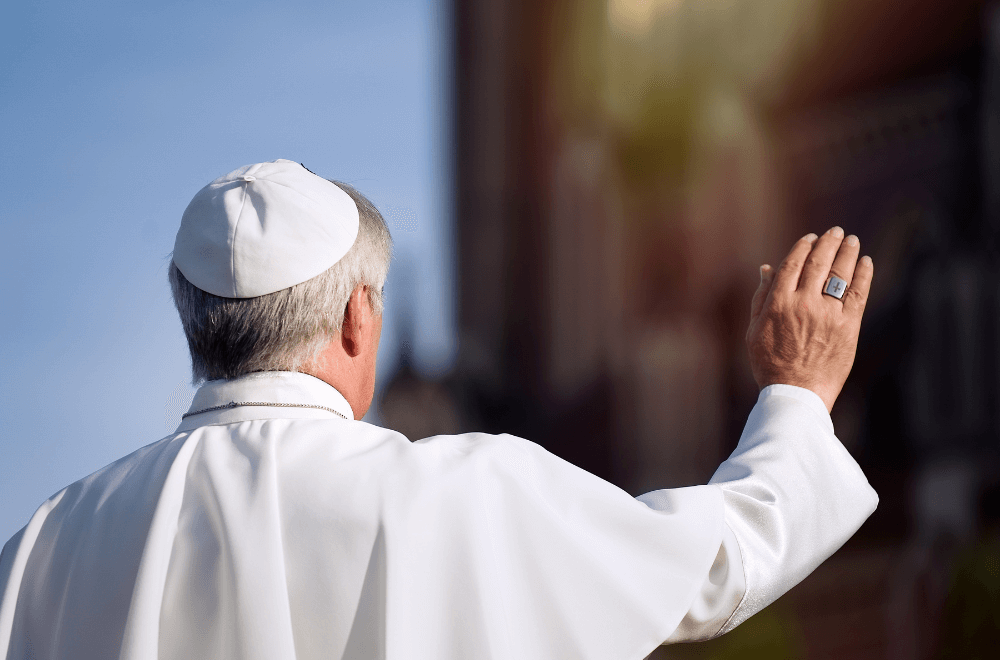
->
[182,401,348,420]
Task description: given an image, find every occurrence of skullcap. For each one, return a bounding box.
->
[172,159,360,298]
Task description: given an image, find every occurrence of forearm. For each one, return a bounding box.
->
[662,384,877,643]
[708,384,878,634]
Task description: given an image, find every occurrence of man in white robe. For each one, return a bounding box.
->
[0,159,877,660]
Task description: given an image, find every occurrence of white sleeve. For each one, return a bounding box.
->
[662,522,746,642]
[659,384,879,643]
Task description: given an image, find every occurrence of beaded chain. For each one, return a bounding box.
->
[182,401,348,420]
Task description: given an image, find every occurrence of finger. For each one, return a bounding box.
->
[799,226,846,293]
[843,255,874,318]
[750,264,775,323]
[827,233,860,290]
[773,233,818,293]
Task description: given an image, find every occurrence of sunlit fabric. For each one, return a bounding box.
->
[0,373,876,659]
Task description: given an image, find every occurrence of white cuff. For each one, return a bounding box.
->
[757,384,833,434]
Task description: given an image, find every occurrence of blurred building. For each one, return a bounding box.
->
[382,0,1000,657]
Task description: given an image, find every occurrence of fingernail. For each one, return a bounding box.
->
[861,255,873,266]
[804,233,818,243]
[846,235,859,246]
[829,226,844,238]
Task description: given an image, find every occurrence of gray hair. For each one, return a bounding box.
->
[169,181,393,383]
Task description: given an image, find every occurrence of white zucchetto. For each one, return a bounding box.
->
[172,159,360,298]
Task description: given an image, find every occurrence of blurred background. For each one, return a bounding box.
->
[5,0,1000,657]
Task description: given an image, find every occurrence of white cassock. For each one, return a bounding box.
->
[0,371,877,660]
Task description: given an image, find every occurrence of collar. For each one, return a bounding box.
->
[175,371,355,432]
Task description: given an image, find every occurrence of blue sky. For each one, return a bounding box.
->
[0,0,454,544]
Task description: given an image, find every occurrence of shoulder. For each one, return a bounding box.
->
[405,431,629,509]
[216,419,538,486]
[326,430,556,503]
[409,431,547,476]
[39,433,187,518]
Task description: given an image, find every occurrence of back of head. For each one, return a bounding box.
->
[169,162,392,382]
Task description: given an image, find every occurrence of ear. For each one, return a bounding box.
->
[341,285,371,358]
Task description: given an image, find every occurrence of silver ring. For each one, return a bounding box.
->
[823,275,847,300]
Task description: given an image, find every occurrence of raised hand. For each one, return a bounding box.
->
[746,227,874,412]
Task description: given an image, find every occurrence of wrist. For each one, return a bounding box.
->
[757,377,838,412]
[756,384,837,434]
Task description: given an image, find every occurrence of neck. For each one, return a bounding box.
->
[302,341,373,420]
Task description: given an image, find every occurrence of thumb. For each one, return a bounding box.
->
[750,264,775,323]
